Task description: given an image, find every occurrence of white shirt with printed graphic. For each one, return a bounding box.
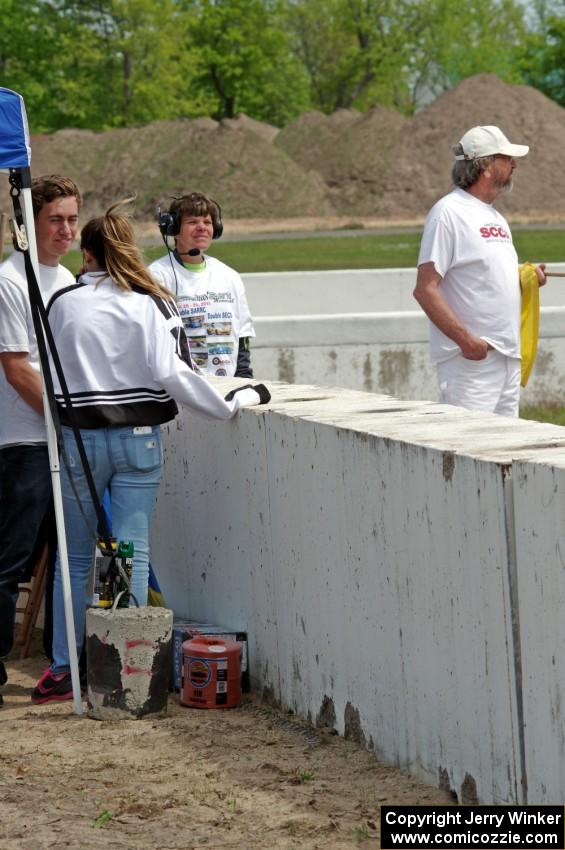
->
[418,188,520,365]
[149,253,255,377]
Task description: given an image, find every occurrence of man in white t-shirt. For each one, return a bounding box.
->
[149,192,255,378]
[414,125,545,417]
[0,175,80,703]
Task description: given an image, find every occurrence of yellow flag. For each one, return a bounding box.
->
[519,262,540,387]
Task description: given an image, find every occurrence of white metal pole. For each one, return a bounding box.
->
[20,186,82,715]
[0,211,7,261]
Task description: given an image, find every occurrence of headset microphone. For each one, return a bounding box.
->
[156,195,221,297]
[157,195,224,240]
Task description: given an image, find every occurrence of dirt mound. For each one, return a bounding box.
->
[275,75,565,220]
[381,74,565,219]
[222,113,280,144]
[18,75,565,225]
[29,118,332,223]
[276,106,409,216]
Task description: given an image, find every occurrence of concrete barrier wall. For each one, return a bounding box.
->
[243,265,565,404]
[151,380,565,804]
[513,453,565,803]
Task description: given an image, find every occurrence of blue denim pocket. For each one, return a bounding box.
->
[63,429,96,471]
[121,429,163,472]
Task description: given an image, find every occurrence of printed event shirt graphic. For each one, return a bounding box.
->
[176,291,235,375]
[148,254,255,378]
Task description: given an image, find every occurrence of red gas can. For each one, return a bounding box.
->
[180,635,242,709]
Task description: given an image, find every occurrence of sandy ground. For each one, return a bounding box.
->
[1,633,455,850]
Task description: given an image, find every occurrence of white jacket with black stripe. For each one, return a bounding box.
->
[46,272,266,428]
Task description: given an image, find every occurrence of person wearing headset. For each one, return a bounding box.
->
[31,199,270,704]
[149,193,254,378]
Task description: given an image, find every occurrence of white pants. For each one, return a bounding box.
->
[436,350,521,418]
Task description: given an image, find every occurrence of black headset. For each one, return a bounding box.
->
[158,193,223,240]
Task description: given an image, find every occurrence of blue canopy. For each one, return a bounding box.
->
[0,88,30,169]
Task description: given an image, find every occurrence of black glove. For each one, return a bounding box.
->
[224,383,271,404]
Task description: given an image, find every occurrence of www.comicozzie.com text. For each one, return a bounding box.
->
[382,807,563,847]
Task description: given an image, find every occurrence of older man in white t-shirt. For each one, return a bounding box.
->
[414,125,545,417]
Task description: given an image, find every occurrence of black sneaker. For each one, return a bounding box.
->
[31,668,72,704]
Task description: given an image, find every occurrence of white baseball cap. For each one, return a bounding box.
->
[454,125,529,160]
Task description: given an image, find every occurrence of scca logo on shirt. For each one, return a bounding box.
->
[480,225,511,240]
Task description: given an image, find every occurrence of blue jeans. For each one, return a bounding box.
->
[0,445,53,658]
[51,425,163,673]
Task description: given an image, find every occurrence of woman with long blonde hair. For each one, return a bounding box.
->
[32,200,270,704]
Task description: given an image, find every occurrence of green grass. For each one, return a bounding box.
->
[354,823,371,841]
[144,233,424,273]
[60,228,565,276]
[520,404,565,426]
[512,230,565,264]
[92,810,113,828]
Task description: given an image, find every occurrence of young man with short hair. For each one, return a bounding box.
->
[0,174,81,705]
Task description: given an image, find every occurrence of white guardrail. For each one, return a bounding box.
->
[242,265,565,405]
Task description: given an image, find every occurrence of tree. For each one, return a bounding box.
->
[285,0,413,113]
[286,0,530,115]
[53,0,199,129]
[0,0,202,131]
[519,2,565,106]
[0,0,68,131]
[184,0,311,125]
[406,0,526,111]
[1,0,552,133]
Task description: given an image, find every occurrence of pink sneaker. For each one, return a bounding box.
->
[31,668,72,704]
